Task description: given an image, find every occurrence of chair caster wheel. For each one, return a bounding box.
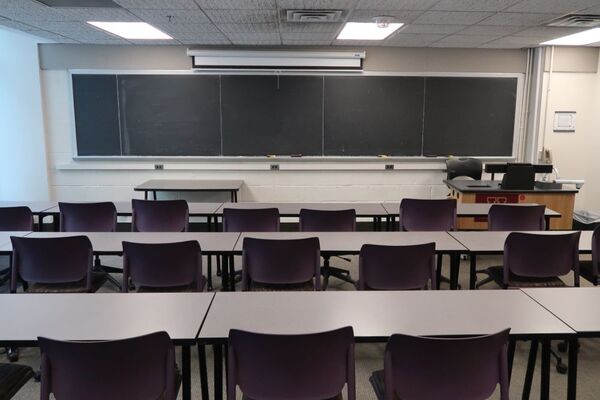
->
[556,363,568,374]
[34,370,41,382]
[557,342,568,352]
[7,347,19,362]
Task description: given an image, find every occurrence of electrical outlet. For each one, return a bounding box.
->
[270,164,279,171]
[385,164,394,170]
[154,164,164,170]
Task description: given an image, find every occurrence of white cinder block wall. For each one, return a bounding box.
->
[38,46,528,203]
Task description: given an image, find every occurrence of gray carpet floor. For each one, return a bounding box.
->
[2,253,599,399]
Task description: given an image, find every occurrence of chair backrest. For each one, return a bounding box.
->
[122,240,204,292]
[0,206,33,231]
[222,208,279,232]
[446,158,483,181]
[131,199,189,232]
[10,236,93,293]
[59,202,117,232]
[228,327,355,400]
[39,331,177,400]
[399,199,457,231]
[242,237,320,290]
[488,204,545,231]
[359,243,436,290]
[384,329,510,400]
[299,209,356,232]
[504,232,581,285]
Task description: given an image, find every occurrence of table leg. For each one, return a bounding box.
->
[144,191,148,200]
[508,338,516,382]
[567,338,578,400]
[545,216,551,231]
[182,345,191,400]
[213,344,223,400]
[385,216,390,231]
[470,254,477,290]
[207,254,213,291]
[522,340,538,400]
[540,339,550,400]
[197,344,209,400]
[449,253,460,290]
[221,255,229,292]
[153,190,157,200]
[229,255,235,292]
[53,214,59,231]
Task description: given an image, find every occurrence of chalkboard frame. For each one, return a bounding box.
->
[68,70,524,161]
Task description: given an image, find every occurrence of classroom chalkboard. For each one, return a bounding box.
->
[221,75,323,156]
[71,73,520,158]
[422,77,517,157]
[324,76,424,156]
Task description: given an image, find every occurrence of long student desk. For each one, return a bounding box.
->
[382,202,562,230]
[449,230,593,289]
[0,292,215,400]
[134,179,243,202]
[198,290,575,400]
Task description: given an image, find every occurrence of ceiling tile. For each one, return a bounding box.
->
[436,34,499,44]
[579,5,600,14]
[478,12,561,26]
[280,31,334,40]
[277,0,357,9]
[179,37,231,44]
[413,11,493,25]
[129,9,211,24]
[482,35,541,46]
[355,0,440,11]
[386,33,446,42]
[128,39,181,44]
[429,41,480,47]
[27,29,80,42]
[23,20,93,31]
[505,0,600,14]
[513,26,589,38]
[56,7,140,21]
[332,39,383,45]
[82,38,131,44]
[225,32,281,43]
[0,3,73,21]
[279,22,342,33]
[380,41,436,47]
[281,39,332,45]
[153,22,219,34]
[431,0,521,12]
[230,38,281,45]
[216,22,278,33]
[400,24,468,34]
[457,25,525,35]
[348,9,423,23]
[112,0,200,9]
[0,19,39,31]
[196,0,276,9]
[479,42,526,48]
[202,9,278,23]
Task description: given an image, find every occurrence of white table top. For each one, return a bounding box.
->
[135,179,243,191]
[21,232,241,254]
[0,201,58,213]
[0,231,32,253]
[216,202,388,217]
[381,202,561,217]
[235,231,465,253]
[0,293,214,344]
[199,290,574,341]
[522,288,600,335]
[44,201,224,216]
[449,230,591,253]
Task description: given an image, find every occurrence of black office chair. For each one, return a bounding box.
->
[446,158,483,181]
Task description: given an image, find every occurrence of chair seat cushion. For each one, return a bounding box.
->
[579,260,598,285]
[249,280,315,291]
[486,266,566,288]
[26,272,107,293]
[0,363,34,400]
[137,277,206,293]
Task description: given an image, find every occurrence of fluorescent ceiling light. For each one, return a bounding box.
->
[337,22,403,40]
[87,21,172,40]
[541,28,600,46]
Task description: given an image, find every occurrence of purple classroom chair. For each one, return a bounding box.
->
[131,199,189,232]
[10,235,105,294]
[579,225,600,286]
[398,198,457,289]
[0,363,34,400]
[59,202,121,289]
[221,208,280,290]
[358,243,436,290]
[299,208,356,288]
[39,331,179,400]
[370,329,510,400]
[228,327,355,400]
[122,240,206,292]
[242,237,321,291]
[0,207,34,287]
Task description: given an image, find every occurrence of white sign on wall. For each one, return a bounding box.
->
[553,111,576,133]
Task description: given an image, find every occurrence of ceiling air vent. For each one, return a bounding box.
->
[547,14,600,28]
[286,10,343,23]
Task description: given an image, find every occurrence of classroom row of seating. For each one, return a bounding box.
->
[2,327,512,400]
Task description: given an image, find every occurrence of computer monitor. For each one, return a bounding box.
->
[500,163,535,190]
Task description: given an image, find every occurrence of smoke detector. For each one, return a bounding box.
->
[372,16,395,28]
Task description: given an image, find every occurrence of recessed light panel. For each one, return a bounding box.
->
[87,21,173,40]
[337,22,404,40]
[541,28,600,46]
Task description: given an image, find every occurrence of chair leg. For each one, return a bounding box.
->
[94,255,122,291]
[522,340,538,400]
[321,257,331,290]
[197,344,209,400]
[551,347,568,374]
[436,255,443,289]
[6,347,19,362]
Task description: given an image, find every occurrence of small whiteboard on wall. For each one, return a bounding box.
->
[553,111,576,133]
